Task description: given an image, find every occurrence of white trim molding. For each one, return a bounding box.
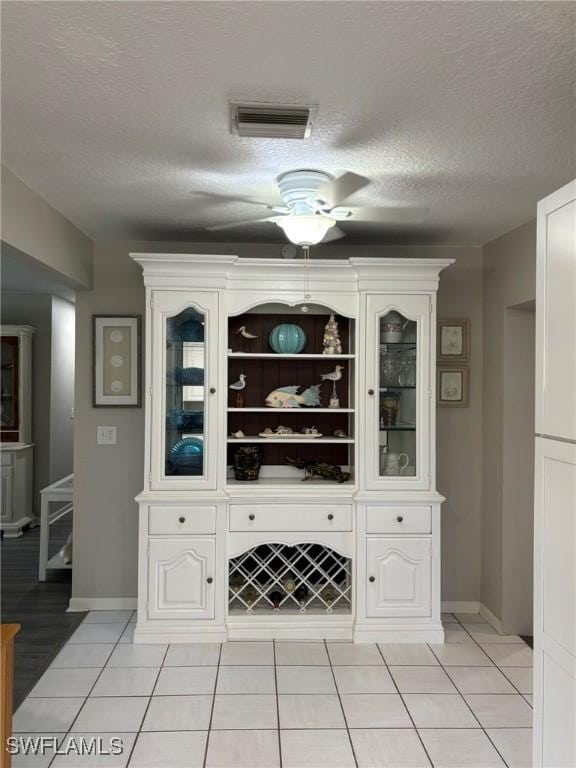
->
[67,597,137,612]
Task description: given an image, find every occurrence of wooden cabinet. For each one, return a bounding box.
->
[366,537,432,618]
[148,538,215,621]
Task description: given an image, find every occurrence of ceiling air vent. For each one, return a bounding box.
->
[231,102,316,139]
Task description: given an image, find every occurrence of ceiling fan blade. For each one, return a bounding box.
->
[191,190,288,213]
[206,216,276,232]
[315,172,370,207]
[338,206,429,224]
[322,225,347,243]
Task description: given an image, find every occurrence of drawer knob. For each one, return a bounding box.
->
[249,514,255,521]
[209,387,216,394]
[327,514,334,521]
[207,577,213,584]
[368,388,375,396]
[369,576,375,583]
[178,516,186,524]
[396,515,404,523]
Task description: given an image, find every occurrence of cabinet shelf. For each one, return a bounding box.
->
[228,407,354,413]
[227,437,354,444]
[380,425,416,432]
[228,353,355,360]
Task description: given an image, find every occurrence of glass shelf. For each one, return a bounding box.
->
[380,426,416,432]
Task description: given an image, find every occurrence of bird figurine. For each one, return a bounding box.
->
[236,326,258,339]
[229,374,247,390]
[321,365,344,383]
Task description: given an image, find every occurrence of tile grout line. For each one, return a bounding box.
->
[427,634,511,768]
[46,613,133,768]
[273,639,283,768]
[375,642,435,768]
[202,642,223,768]
[452,615,533,702]
[323,640,359,768]
[124,641,170,767]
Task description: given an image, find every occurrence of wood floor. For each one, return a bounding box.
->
[1,517,86,709]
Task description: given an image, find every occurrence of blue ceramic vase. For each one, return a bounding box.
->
[269,324,306,354]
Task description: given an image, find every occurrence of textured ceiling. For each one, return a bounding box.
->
[1,1,575,245]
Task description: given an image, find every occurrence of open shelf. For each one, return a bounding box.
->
[228,407,354,413]
[227,437,354,444]
[226,476,355,488]
[228,352,355,360]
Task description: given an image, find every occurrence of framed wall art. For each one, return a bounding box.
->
[437,319,470,362]
[437,366,469,407]
[93,315,142,407]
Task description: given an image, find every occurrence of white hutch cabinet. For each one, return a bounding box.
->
[1,325,34,538]
[131,255,452,643]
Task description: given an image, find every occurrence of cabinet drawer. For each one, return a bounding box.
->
[229,504,352,532]
[149,506,216,535]
[366,506,431,534]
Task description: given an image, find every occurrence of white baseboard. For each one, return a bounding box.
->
[441,601,480,614]
[67,597,137,612]
[479,602,503,632]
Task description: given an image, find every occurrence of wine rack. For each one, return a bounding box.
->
[228,543,352,615]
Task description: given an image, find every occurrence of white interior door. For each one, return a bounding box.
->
[534,179,576,768]
[536,181,576,442]
[534,438,576,767]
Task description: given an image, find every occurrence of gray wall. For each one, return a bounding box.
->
[481,220,536,631]
[72,240,483,603]
[1,165,93,290]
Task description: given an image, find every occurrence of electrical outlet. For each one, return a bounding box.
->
[97,426,117,445]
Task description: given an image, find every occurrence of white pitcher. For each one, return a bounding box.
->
[380,451,410,476]
[381,311,409,343]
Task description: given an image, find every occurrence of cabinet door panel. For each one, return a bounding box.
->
[1,465,13,521]
[150,291,219,490]
[536,193,576,442]
[148,538,215,620]
[366,537,431,618]
[364,295,431,490]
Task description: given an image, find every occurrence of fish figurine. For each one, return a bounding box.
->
[265,384,321,409]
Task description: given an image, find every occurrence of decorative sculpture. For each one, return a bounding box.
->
[322,314,342,355]
[285,456,351,483]
[265,384,321,408]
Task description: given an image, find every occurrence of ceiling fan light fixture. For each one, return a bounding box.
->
[274,214,336,246]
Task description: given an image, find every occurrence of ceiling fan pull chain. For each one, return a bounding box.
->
[301,244,311,312]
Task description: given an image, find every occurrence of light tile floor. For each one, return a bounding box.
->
[13,612,533,767]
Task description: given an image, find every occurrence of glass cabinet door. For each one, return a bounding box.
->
[365,295,431,490]
[151,291,218,490]
[0,337,19,440]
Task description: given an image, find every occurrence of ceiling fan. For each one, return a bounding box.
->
[205,169,427,245]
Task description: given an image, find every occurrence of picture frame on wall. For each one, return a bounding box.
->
[437,366,469,407]
[93,315,142,407]
[437,319,470,362]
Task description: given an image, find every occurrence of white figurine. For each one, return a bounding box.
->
[229,374,247,390]
[236,326,258,339]
[321,365,344,383]
[322,314,342,355]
